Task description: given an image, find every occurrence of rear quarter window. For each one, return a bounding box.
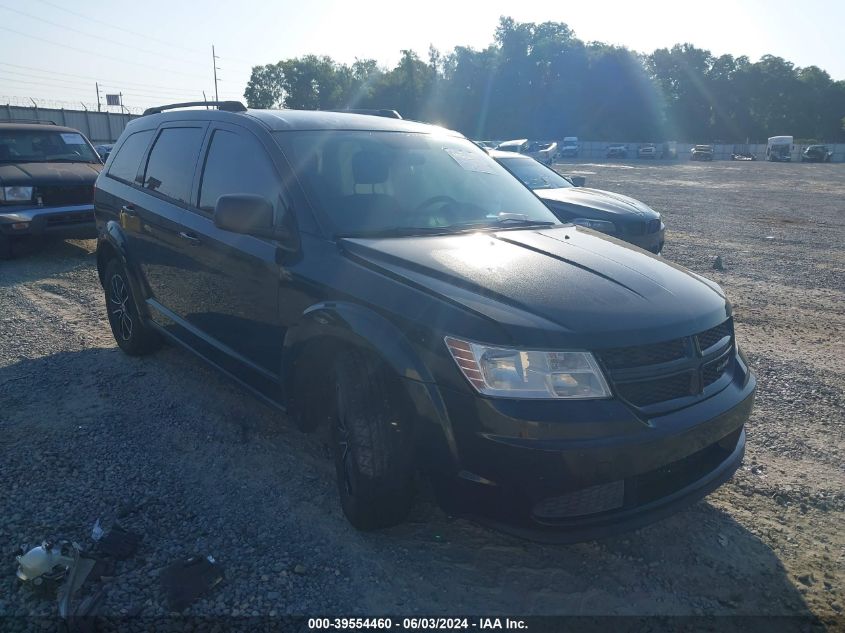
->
[107,130,154,183]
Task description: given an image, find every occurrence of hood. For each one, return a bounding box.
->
[0,162,102,187]
[535,187,660,220]
[340,226,728,348]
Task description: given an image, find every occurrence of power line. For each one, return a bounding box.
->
[0,71,205,101]
[0,25,212,81]
[32,0,208,59]
[0,62,208,95]
[31,0,257,69]
[0,4,211,69]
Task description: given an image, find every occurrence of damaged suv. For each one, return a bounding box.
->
[94,103,756,540]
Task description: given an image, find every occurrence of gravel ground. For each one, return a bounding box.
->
[1,160,843,629]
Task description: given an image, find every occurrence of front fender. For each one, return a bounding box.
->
[283,301,460,474]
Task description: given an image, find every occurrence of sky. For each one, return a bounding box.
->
[0,0,843,113]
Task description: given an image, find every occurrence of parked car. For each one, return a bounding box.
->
[0,120,102,259]
[492,139,557,166]
[495,138,528,154]
[95,144,115,162]
[95,101,755,540]
[491,151,665,254]
[559,136,579,157]
[525,140,558,165]
[801,145,832,163]
[638,143,657,159]
[606,144,628,159]
[690,145,714,161]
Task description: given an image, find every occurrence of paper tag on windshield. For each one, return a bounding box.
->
[60,133,86,145]
[443,148,495,174]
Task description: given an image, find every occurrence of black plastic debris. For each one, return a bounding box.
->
[95,526,141,560]
[159,556,224,612]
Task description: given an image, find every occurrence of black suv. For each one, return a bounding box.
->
[1,121,102,259]
[94,102,756,540]
[801,145,833,163]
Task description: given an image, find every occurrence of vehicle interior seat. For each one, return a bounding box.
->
[338,150,401,231]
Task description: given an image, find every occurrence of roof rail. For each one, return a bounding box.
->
[2,118,57,125]
[143,101,247,116]
[330,108,403,120]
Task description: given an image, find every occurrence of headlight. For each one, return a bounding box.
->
[0,186,33,202]
[445,337,611,399]
[572,218,617,233]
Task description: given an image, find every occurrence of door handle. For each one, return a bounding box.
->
[178,231,202,246]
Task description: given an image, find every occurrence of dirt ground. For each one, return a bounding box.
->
[1,160,843,629]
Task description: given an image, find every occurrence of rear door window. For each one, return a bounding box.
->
[107,130,154,183]
[198,129,280,212]
[143,127,205,205]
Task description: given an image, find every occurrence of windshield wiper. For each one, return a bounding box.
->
[336,226,460,238]
[45,158,95,163]
[449,217,557,231]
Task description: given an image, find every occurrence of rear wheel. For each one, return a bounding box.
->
[103,258,160,356]
[331,349,414,530]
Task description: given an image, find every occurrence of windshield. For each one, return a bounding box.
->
[0,129,100,164]
[276,131,559,237]
[496,156,573,191]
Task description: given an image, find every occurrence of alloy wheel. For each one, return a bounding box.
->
[109,274,133,341]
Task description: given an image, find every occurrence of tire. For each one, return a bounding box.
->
[0,234,12,260]
[103,258,160,356]
[331,348,414,530]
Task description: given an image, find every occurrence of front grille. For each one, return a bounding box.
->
[615,371,693,406]
[597,319,735,409]
[46,211,94,225]
[36,185,94,206]
[625,219,662,236]
[703,354,732,387]
[599,337,686,370]
[533,480,625,519]
[697,320,732,352]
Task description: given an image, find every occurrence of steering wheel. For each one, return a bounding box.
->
[409,195,460,227]
[413,195,458,213]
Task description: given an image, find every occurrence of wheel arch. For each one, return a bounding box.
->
[96,221,150,321]
[282,301,460,475]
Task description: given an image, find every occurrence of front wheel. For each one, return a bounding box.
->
[103,258,160,356]
[331,349,414,530]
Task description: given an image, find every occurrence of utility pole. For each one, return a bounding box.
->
[203,91,209,109]
[212,45,220,102]
[95,82,101,112]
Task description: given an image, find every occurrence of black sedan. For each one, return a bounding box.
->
[491,150,665,254]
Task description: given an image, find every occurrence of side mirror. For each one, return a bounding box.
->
[569,175,586,187]
[214,194,274,236]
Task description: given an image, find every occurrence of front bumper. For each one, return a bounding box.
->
[431,358,756,542]
[0,204,96,239]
